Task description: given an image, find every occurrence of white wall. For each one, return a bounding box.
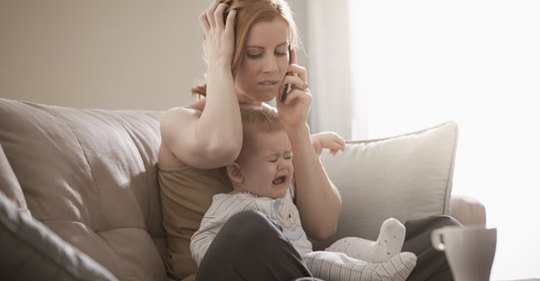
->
[349,0,540,279]
[0,0,310,111]
[0,0,311,111]
[0,0,208,110]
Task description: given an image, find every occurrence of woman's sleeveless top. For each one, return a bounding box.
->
[158,163,232,280]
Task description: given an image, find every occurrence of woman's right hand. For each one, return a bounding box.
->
[199,0,236,68]
[276,48,313,131]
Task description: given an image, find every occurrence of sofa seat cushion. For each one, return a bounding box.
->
[0,191,118,281]
[0,98,167,281]
[315,121,458,250]
[0,144,29,214]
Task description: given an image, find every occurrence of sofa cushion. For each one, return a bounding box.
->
[314,121,458,250]
[0,98,167,281]
[0,144,29,214]
[0,191,118,281]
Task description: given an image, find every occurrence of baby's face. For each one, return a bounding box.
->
[238,131,293,199]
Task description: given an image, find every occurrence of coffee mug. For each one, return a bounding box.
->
[431,225,497,281]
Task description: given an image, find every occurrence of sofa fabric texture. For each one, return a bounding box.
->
[0,98,167,281]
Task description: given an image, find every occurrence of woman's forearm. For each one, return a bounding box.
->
[288,124,342,240]
[194,4,241,165]
[198,63,242,159]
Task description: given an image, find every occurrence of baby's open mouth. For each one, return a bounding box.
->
[272,175,287,185]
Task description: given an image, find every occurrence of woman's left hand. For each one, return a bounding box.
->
[275,48,312,131]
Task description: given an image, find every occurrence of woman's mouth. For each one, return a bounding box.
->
[258,80,279,89]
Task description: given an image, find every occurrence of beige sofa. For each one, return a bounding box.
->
[0,97,485,281]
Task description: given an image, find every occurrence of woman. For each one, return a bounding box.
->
[159,0,340,280]
[158,0,457,280]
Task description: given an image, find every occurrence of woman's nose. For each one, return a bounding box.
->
[261,56,279,73]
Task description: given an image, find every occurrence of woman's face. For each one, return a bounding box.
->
[234,17,290,105]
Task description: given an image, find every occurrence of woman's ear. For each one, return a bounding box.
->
[227,162,244,183]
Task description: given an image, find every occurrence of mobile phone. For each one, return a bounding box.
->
[280,45,292,102]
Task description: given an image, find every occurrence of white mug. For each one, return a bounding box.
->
[431,225,497,281]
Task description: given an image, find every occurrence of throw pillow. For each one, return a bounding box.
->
[313,121,458,250]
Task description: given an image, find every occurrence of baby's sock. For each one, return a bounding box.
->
[304,250,417,281]
[326,218,406,262]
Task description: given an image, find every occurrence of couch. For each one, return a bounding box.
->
[0,97,486,281]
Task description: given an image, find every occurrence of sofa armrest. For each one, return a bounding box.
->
[449,194,486,226]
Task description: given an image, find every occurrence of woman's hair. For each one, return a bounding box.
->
[192,0,300,97]
[237,106,284,158]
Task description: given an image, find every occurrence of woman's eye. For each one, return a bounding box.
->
[269,158,278,163]
[284,154,292,160]
[246,53,263,59]
[275,52,287,57]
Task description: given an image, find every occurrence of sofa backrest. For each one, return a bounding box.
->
[0,98,167,281]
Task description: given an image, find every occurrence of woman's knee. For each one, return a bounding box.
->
[404,215,461,241]
[198,210,311,281]
[221,210,282,242]
[436,215,462,227]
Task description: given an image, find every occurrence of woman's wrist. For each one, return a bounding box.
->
[206,61,235,97]
[207,59,232,73]
[285,123,311,142]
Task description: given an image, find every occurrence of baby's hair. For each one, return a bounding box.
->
[240,106,283,141]
[237,106,284,159]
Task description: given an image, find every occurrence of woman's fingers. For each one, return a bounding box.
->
[201,2,233,33]
[290,47,297,65]
[205,1,220,28]
[286,49,308,81]
[224,9,236,34]
[214,3,228,29]
[200,0,221,33]
[199,11,210,33]
[281,88,312,106]
[282,74,309,93]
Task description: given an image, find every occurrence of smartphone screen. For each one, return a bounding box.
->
[280,45,292,102]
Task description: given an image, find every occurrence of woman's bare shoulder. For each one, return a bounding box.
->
[158,99,206,169]
[161,99,205,121]
[160,99,208,130]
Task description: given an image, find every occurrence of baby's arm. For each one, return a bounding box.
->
[190,194,260,265]
[311,131,346,155]
[190,214,220,266]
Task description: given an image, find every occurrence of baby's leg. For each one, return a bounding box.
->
[326,218,406,262]
[304,250,417,281]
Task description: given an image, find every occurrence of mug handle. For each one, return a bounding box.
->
[431,228,446,251]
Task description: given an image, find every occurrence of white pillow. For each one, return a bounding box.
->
[313,121,458,250]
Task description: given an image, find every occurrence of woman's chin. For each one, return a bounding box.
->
[237,87,279,104]
[250,88,275,100]
[238,93,274,105]
[253,86,279,102]
[259,91,278,102]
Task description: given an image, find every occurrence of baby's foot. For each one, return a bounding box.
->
[326,218,406,262]
[304,251,417,281]
[375,217,406,261]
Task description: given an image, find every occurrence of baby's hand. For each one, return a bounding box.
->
[311,131,346,155]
